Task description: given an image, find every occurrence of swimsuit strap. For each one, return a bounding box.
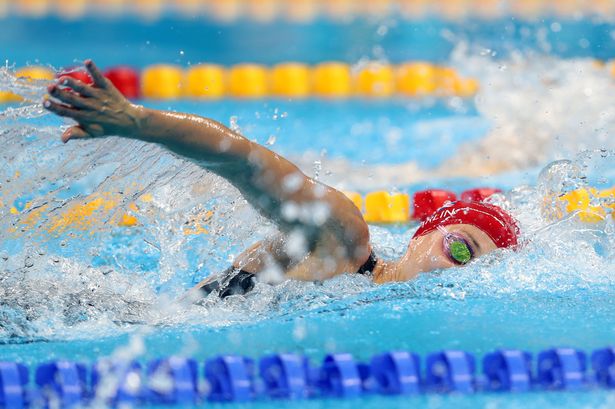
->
[356,250,378,275]
[199,268,256,299]
[218,270,256,298]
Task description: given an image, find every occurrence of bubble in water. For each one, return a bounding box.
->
[229,116,240,132]
[266,134,276,146]
[312,160,322,180]
[292,319,307,341]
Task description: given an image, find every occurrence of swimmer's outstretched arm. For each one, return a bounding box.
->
[45,60,369,261]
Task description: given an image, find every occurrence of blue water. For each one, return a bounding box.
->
[1,13,615,409]
[1,98,613,407]
[146,101,488,167]
[2,16,615,67]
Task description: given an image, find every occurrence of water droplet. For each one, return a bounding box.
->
[377,25,388,36]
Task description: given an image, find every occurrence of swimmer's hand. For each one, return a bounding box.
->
[44,60,141,143]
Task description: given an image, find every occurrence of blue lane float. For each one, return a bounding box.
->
[260,353,307,399]
[0,347,613,407]
[537,348,587,390]
[368,351,421,395]
[205,355,254,402]
[483,349,532,392]
[425,350,476,393]
[35,361,88,407]
[592,347,615,388]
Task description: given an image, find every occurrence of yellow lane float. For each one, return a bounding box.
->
[141,65,184,99]
[399,0,429,19]
[321,0,355,21]
[557,187,615,223]
[312,62,352,98]
[206,0,242,22]
[271,63,311,98]
[474,0,504,19]
[119,213,139,227]
[510,0,545,19]
[396,62,437,96]
[174,0,202,16]
[17,0,50,17]
[133,0,164,20]
[590,0,615,14]
[228,64,269,98]
[364,191,410,223]
[434,67,461,96]
[434,66,479,97]
[16,66,55,81]
[355,63,395,98]
[434,0,468,20]
[55,0,88,19]
[92,0,126,15]
[184,64,226,99]
[283,0,319,23]
[246,0,278,22]
[359,0,393,18]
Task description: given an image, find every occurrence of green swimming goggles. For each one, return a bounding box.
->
[443,232,474,265]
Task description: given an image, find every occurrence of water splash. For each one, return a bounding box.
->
[0,65,54,121]
[442,52,615,176]
[312,55,615,189]
[0,59,613,343]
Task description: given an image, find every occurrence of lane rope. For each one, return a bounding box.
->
[4,0,615,22]
[1,347,614,406]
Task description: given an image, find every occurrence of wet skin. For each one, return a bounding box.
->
[372,224,498,283]
[44,60,500,291]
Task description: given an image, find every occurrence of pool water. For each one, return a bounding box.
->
[1,13,615,409]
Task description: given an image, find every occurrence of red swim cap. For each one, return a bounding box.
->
[412,201,520,248]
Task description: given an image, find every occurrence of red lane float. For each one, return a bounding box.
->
[104,66,140,99]
[57,67,93,85]
[461,188,502,203]
[412,189,457,221]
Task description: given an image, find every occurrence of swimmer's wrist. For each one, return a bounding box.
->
[123,104,148,138]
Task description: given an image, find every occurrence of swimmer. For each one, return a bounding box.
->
[44,60,519,299]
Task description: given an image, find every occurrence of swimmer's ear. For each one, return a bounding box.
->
[62,126,92,143]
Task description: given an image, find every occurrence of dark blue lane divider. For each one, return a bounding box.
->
[1,347,614,407]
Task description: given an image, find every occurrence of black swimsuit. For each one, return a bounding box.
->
[200,251,378,299]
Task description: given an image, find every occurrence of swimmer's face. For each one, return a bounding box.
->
[396,224,498,281]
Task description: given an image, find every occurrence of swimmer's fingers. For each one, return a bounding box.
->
[61,126,93,144]
[85,60,111,89]
[57,76,97,98]
[43,99,88,121]
[48,84,93,109]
